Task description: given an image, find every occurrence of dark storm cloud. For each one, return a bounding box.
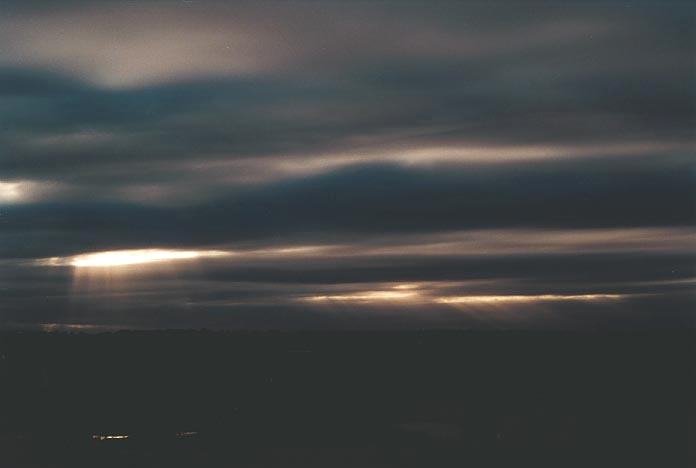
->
[0,0,694,330]
[2,159,694,259]
[1,49,693,187]
[0,1,693,193]
[189,251,696,287]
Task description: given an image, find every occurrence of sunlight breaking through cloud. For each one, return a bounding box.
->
[305,290,421,303]
[303,288,626,306]
[435,294,624,304]
[0,182,23,203]
[46,249,232,268]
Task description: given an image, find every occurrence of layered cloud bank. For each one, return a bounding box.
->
[0,1,694,330]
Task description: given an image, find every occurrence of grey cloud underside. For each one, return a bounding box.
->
[0,3,694,185]
[0,0,694,330]
[2,161,694,259]
[1,56,693,186]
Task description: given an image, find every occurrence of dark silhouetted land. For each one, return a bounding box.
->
[0,330,693,467]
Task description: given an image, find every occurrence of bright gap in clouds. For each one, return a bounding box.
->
[302,285,626,305]
[0,180,63,204]
[0,181,25,203]
[50,249,231,268]
[324,293,627,305]
[434,294,624,304]
[306,290,421,303]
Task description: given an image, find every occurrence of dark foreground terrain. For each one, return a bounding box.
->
[0,330,693,467]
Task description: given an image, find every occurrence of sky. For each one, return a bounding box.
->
[0,0,694,331]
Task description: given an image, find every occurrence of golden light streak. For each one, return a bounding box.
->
[38,226,696,271]
[39,249,234,297]
[305,290,420,303]
[246,245,332,257]
[49,249,231,268]
[305,289,624,305]
[254,141,690,181]
[435,294,623,304]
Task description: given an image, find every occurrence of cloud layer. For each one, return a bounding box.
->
[0,1,694,330]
